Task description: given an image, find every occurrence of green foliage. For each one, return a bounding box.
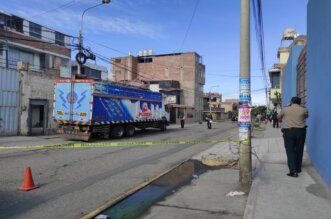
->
[274,91,282,107]
[232,110,238,117]
[203,99,209,107]
[251,105,267,116]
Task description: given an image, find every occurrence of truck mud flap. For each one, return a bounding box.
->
[64,133,91,142]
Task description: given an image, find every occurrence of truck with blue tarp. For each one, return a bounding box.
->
[53,79,169,141]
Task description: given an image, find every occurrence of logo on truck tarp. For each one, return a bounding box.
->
[76,90,89,110]
[138,102,152,118]
[67,92,78,103]
[62,90,88,110]
[58,89,68,109]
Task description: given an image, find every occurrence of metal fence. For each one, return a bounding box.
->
[0,68,19,136]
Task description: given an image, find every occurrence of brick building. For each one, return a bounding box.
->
[111,51,205,122]
[296,45,306,107]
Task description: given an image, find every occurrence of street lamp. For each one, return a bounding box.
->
[209,85,220,118]
[76,0,111,73]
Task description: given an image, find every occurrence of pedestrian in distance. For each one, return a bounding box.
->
[278,96,308,178]
[206,114,212,129]
[268,113,273,123]
[272,110,279,128]
[180,113,185,128]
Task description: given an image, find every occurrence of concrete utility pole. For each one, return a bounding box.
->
[239,0,252,184]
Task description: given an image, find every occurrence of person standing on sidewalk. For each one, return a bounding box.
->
[278,96,308,177]
[180,113,185,128]
[205,114,212,129]
[272,110,279,128]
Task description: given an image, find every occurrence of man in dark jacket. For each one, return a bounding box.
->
[272,111,279,128]
[278,97,308,177]
[180,114,185,128]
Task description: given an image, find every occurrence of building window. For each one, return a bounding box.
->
[3,15,23,33]
[115,58,121,63]
[12,16,23,33]
[196,54,203,64]
[29,22,41,39]
[39,53,45,70]
[61,58,69,68]
[0,44,4,67]
[20,51,34,66]
[88,68,101,79]
[138,57,153,63]
[271,72,280,88]
[0,14,9,29]
[55,32,65,46]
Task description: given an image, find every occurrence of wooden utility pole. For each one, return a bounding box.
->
[239,0,252,184]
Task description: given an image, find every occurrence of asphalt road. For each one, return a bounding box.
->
[0,121,238,219]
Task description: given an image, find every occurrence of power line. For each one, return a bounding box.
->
[29,0,79,19]
[207,73,265,78]
[0,56,68,71]
[2,12,75,38]
[84,38,127,55]
[84,37,195,73]
[90,51,208,97]
[178,0,200,52]
[252,0,270,88]
[84,35,266,86]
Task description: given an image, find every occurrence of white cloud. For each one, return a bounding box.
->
[85,16,162,38]
[14,5,162,39]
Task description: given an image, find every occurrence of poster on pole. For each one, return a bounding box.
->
[238,106,251,124]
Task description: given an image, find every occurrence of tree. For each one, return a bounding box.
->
[251,105,267,116]
[203,99,209,108]
[274,91,282,107]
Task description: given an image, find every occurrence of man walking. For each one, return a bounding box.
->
[278,97,308,177]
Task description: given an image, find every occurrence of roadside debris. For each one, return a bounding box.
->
[226,191,245,197]
[95,215,111,219]
[201,153,238,168]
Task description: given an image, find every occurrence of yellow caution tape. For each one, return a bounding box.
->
[0,139,248,150]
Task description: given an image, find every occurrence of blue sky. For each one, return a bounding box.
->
[1,0,308,105]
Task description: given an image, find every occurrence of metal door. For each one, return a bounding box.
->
[0,68,19,136]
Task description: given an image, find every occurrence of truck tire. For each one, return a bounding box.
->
[125,125,135,137]
[160,121,167,132]
[111,125,124,138]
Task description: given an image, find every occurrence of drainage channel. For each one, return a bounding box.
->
[93,160,209,219]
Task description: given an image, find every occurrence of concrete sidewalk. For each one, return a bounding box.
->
[142,124,331,219]
[245,124,331,219]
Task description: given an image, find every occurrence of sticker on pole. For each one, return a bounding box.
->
[239,78,250,102]
[240,78,250,90]
[238,106,251,123]
[239,126,250,140]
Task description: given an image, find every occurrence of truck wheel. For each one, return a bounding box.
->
[111,125,124,138]
[160,121,167,131]
[125,125,135,137]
